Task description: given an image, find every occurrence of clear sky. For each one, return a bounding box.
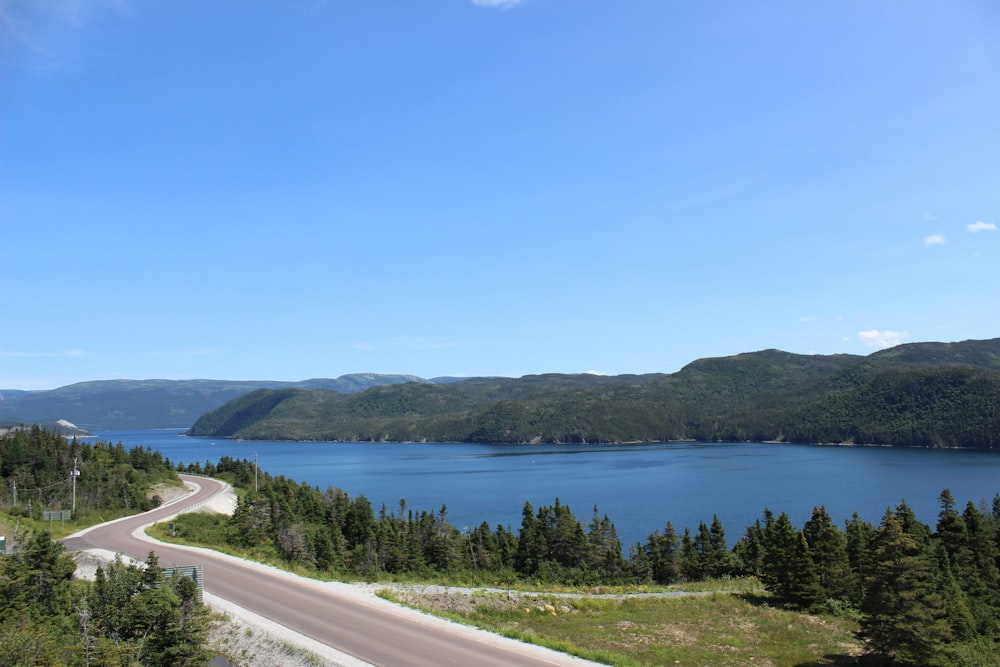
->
[2,1,998,390]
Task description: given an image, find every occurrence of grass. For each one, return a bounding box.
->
[384,589,866,667]
[0,506,143,542]
[134,513,869,666]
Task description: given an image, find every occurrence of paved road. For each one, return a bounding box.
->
[63,475,596,667]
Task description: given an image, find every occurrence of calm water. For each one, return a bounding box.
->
[95,430,1000,547]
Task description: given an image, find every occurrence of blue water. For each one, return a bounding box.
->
[96,430,1000,547]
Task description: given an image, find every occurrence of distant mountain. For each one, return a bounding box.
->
[187,338,1000,449]
[0,375,427,430]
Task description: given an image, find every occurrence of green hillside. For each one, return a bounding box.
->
[0,374,425,430]
[188,338,1000,449]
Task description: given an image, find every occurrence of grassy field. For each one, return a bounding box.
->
[383,586,866,667]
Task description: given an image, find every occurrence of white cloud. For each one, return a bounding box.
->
[924,234,946,246]
[858,329,909,349]
[967,220,997,233]
[584,370,605,376]
[471,0,528,8]
[799,315,819,322]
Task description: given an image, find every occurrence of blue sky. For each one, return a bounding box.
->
[2,1,998,390]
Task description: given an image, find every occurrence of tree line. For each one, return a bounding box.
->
[188,345,1000,450]
[183,455,1000,666]
[0,426,178,518]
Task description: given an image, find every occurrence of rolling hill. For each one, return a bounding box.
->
[187,338,1000,450]
[0,374,425,430]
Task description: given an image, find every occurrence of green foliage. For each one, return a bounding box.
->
[0,426,179,520]
[860,511,953,665]
[188,338,1000,449]
[172,452,1000,664]
[0,534,212,666]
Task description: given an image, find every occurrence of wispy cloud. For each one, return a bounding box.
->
[353,341,376,352]
[924,234,946,246]
[799,315,819,322]
[46,0,132,25]
[1,0,131,64]
[2,349,90,358]
[967,220,996,233]
[471,0,529,8]
[858,329,909,349]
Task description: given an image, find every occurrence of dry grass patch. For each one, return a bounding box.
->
[391,588,864,667]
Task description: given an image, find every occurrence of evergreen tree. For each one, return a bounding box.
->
[587,507,625,579]
[959,500,1000,634]
[786,530,825,610]
[845,512,875,606]
[645,522,681,584]
[802,505,854,601]
[0,530,75,619]
[733,519,764,577]
[935,489,970,572]
[706,514,733,578]
[515,501,544,576]
[679,527,701,581]
[760,511,797,602]
[860,511,952,666]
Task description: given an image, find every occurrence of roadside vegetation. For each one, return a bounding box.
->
[170,455,1000,666]
[379,585,864,666]
[0,427,214,665]
[0,425,182,539]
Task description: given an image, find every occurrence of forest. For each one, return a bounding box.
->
[0,425,178,518]
[187,338,1000,449]
[0,427,213,666]
[179,455,1000,666]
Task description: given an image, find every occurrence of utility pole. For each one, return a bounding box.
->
[10,478,15,507]
[254,452,259,493]
[72,458,80,513]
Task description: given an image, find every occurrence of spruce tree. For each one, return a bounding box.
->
[515,501,544,576]
[760,511,798,603]
[860,512,952,666]
[707,514,733,578]
[646,522,681,584]
[786,530,825,610]
[845,512,875,606]
[680,527,701,581]
[959,501,1000,634]
[803,505,854,602]
[733,519,765,577]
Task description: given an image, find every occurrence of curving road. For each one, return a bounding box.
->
[62,475,596,667]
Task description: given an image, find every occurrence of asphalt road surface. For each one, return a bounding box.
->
[62,475,597,667]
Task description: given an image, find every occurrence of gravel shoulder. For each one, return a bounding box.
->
[75,479,600,667]
[75,481,370,667]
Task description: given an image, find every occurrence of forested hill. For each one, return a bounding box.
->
[0,374,426,430]
[188,338,1000,450]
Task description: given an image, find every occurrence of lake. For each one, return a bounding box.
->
[95,430,1000,547]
